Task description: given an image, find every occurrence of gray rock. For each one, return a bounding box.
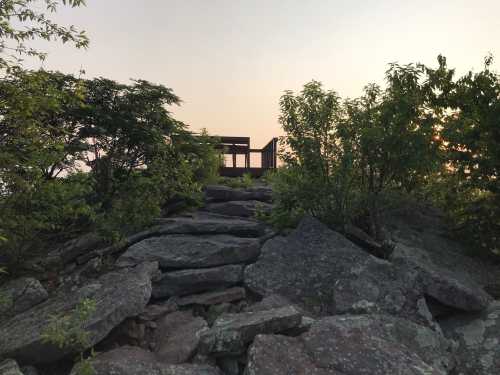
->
[70,346,222,375]
[0,360,23,375]
[0,262,157,365]
[391,244,492,312]
[174,287,246,307]
[199,305,302,356]
[153,265,244,298]
[20,367,38,375]
[204,185,272,203]
[154,310,208,364]
[385,203,500,295]
[245,294,295,313]
[203,201,272,218]
[440,300,500,374]
[246,314,454,375]
[117,235,260,269]
[48,232,105,265]
[244,217,430,324]
[0,278,48,318]
[138,300,179,322]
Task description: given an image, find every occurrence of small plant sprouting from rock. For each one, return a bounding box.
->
[42,298,97,375]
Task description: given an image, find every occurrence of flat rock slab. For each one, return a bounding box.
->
[204,185,272,203]
[71,346,222,375]
[199,305,302,356]
[174,287,246,307]
[154,310,208,364]
[0,277,48,318]
[392,244,492,312]
[117,235,260,269]
[244,217,430,324]
[246,314,454,375]
[153,265,244,298]
[0,360,23,375]
[440,300,500,374]
[0,262,157,365]
[203,201,272,218]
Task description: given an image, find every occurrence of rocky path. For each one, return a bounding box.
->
[1,185,500,375]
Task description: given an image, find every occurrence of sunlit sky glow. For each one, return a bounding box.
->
[26,0,500,149]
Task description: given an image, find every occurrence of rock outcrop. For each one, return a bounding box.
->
[247,314,454,375]
[0,262,157,365]
[440,301,500,374]
[0,278,48,318]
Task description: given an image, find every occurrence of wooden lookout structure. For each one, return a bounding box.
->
[215,136,278,177]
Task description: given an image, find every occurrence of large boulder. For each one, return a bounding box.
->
[0,278,48,318]
[70,346,222,375]
[0,262,157,365]
[385,203,500,296]
[153,265,244,298]
[244,217,430,324]
[117,235,260,269]
[246,314,454,375]
[154,310,208,364]
[204,185,272,203]
[199,305,302,356]
[440,300,500,374]
[0,360,23,375]
[203,201,272,218]
[392,244,492,312]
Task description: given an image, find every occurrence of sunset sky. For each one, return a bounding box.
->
[27,0,500,149]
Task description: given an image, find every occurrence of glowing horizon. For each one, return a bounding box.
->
[25,0,500,149]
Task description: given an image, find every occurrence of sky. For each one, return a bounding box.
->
[26,0,500,150]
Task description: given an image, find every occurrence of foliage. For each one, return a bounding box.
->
[42,298,96,375]
[42,297,95,349]
[0,69,219,266]
[0,0,88,68]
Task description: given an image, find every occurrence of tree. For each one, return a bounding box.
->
[0,0,88,68]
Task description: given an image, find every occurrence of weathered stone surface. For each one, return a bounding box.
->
[440,300,500,374]
[204,185,272,203]
[117,235,260,269]
[0,262,157,365]
[245,217,429,324]
[246,314,454,375]
[153,265,244,298]
[154,310,208,364]
[48,232,105,265]
[0,360,23,375]
[392,243,492,312]
[385,203,500,295]
[199,305,302,356]
[203,201,272,218]
[70,346,222,375]
[138,300,179,322]
[245,294,295,313]
[0,277,48,318]
[174,287,246,307]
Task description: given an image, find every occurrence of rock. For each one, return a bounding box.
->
[391,244,493,312]
[0,262,157,365]
[148,216,267,238]
[154,310,208,364]
[343,223,391,258]
[385,202,500,294]
[245,294,295,313]
[138,300,179,322]
[0,360,23,375]
[216,357,240,375]
[204,185,272,203]
[440,300,500,374]
[174,288,246,307]
[246,314,454,375]
[0,278,48,318]
[70,346,222,375]
[245,217,429,324]
[19,367,38,375]
[153,265,244,298]
[117,235,260,269]
[199,305,302,356]
[47,232,105,265]
[203,201,272,218]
